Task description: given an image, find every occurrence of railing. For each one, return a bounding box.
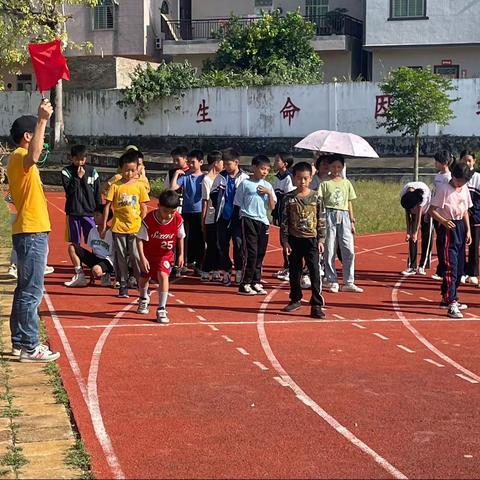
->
[164,14,363,42]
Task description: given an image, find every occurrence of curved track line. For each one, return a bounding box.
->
[256,287,408,479]
[391,277,480,382]
[44,293,125,479]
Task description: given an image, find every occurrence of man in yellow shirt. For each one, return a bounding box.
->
[7,99,60,363]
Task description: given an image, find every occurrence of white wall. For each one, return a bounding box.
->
[2,79,480,139]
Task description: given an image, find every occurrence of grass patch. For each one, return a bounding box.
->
[351,180,403,235]
[149,177,165,198]
[65,439,94,480]
[0,192,11,249]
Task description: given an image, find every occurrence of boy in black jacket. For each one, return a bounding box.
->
[61,145,102,248]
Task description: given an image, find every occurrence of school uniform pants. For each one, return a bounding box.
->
[216,217,243,272]
[202,223,220,272]
[240,217,269,286]
[438,220,466,304]
[433,220,446,277]
[288,236,323,306]
[324,209,355,285]
[113,233,140,287]
[465,222,480,277]
[183,212,205,267]
[407,214,433,270]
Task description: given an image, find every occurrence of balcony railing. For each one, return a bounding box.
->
[163,14,363,42]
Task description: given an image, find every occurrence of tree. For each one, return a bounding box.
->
[377,66,459,181]
[204,10,323,83]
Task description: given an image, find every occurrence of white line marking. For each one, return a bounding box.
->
[351,323,367,329]
[419,297,433,302]
[187,307,195,313]
[60,260,67,263]
[387,256,397,259]
[465,312,477,318]
[273,376,289,387]
[464,455,473,458]
[208,325,219,331]
[236,347,250,356]
[253,361,269,371]
[373,251,382,256]
[196,315,207,322]
[456,374,479,384]
[333,314,346,320]
[392,277,480,382]
[258,287,407,479]
[175,299,185,305]
[168,293,174,297]
[221,335,234,343]
[399,290,413,296]
[373,333,389,340]
[397,344,415,354]
[424,358,445,368]
[44,293,125,479]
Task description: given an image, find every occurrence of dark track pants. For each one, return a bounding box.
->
[407,214,433,270]
[433,220,446,277]
[217,217,243,271]
[183,212,205,267]
[202,223,220,272]
[438,220,466,304]
[465,223,480,277]
[240,218,268,286]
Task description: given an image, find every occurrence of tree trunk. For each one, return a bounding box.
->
[414,134,420,182]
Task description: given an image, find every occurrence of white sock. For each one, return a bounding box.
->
[74,266,83,274]
[159,291,168,309]
[140,287,148,299]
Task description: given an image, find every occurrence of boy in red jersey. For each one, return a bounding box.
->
[136,190,185,323]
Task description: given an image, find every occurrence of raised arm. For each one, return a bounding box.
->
[24,99,53,170]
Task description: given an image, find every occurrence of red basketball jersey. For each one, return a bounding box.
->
[142,211,183,260]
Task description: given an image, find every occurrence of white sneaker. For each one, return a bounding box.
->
[275,269,289,280]
[418,268,427,275]
[300,275,311,289]
[19,344,60,363]
[235,271,242,284]
[64,273,87,287]
[156,308,170,324]
[467,276,479,285]
[238,284,257,295]
[431,273,442,281]
[447,303,463,319]
[402,268,416,276]
[200,271,210,282]
[341,283,364,293]
[44,265,55,275]
[212,271,222,282]
[440,300,468,310]
[252,283,267,295]
[460,275,467,284]
[101,273,111,287]
[137,297,150,314]
[329,282,339,293]
[7,265,17,279]
[11,346,21,357]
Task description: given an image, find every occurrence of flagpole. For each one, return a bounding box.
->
[53,2,66,150]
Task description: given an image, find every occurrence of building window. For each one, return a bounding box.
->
[16,74,32,92]
[93,0,114,30]
[306,0,329,17]
[434,65,459,79]
[255,0,273,15]
[390,0,426,19]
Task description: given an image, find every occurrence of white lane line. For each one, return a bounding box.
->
[456,374,479,384]
[400,290,413,296]
[424,358,445,368]
[253,361,269,371]
[387,255,397,259]
[351,323,367,329]
[373,333,389,340]
[187,307,195,313]
[168,293,174,297]
[273,376,289,387]
[236,347,250,356]
[333,314,346,320]
[258,287,407,480]
[175,299,185,305]
[196,315,207,322]
[419,297,433,302]
[221,335,234,343]
[465,312,477,318]
[397,344,415,354]
[356,242,405,256]
[373,251,382,256]
[44,293,125,479]
[207,325,219,331]
[464,455,473,459]
[392,277,480,383]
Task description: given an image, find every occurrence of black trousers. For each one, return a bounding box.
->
[433,220,446,276]
[465,223,480,277]
[288,236,323,306]
[217,217,243,271]
[407,214,433,270]
[203,223,220,272]
[183,212,205,266]
[241,218,269,285]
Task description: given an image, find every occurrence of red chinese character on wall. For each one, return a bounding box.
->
[374,95,392,119]
[196,99,212,123]
[280,97,301,126]
[476,101,480,115]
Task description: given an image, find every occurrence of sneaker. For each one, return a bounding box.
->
[19,344,60,363]
[329,283,339,293]
[460,275,467,284]
[300,275,311,289]
[235,271,242,284]
[11,345,21,357]
[222,272,231,286]
[275,269,289,280]
[440,300,468,310]
[156,308,170,324]
[238,284,257,295]
[341,283,364,293]
[310,306,325,319]
[447,303,463,319]
[137,297,150,314]
[118,286,129,298]
[212,271,222,282]
[402,268,416,276]
[44,266,55,275]
[200,271,210,282]
[114,281,120,289]
[252,283,267,295]
[467,276,479,285]
[64,273,88,288]
[101,273,111,287]
[179,266,188,275]
[7,265,17,279]
[431,273,442,281]
[128,276,137,288]
[283,301,301,312]
[418,267,427,275]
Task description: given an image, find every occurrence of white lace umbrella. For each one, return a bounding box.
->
[295,130,379,158]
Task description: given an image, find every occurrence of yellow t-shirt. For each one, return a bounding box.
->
[106,179,150,234]
[7,147,51,234]
[104,171,150,195]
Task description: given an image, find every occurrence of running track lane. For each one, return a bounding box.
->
[41,193,480,478]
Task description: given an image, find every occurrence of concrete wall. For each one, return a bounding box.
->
[365,0,480,47]
[3,79,480,142]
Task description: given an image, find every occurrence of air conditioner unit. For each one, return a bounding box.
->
[155,37,162,49]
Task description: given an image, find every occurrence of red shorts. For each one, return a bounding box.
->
[143,251,175,278]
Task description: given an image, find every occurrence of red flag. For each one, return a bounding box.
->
[28,39,70,94]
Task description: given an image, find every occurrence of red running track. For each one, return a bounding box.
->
[41,192,480,479]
